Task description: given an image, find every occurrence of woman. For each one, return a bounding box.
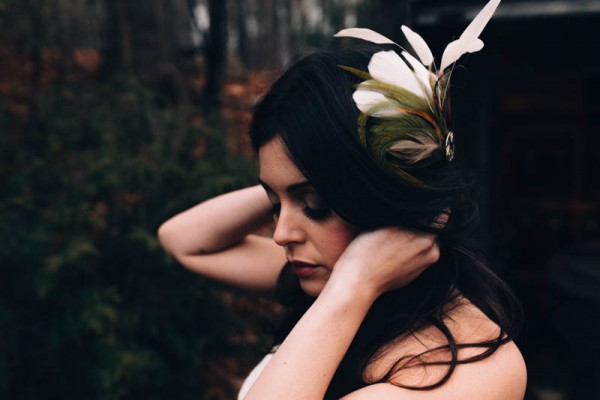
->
[158,2,527,398]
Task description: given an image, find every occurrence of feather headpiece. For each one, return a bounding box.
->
[334,0,501,185]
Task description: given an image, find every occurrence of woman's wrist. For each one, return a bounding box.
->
[244,265,375,400]
[324,264,381,307]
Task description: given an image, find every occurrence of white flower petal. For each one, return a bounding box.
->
[368,51,426,98]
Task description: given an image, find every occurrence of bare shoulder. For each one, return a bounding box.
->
[352,298,527,399]
[343,342,526,399]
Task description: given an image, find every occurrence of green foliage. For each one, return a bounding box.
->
[0,75,264,399]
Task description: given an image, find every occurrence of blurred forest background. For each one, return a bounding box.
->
[1,0,599,399]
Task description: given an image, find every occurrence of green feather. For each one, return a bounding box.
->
[338,65,372,81]
[371,117,436,135]
[383,160,427,187]
[357,113,369,147]
[344,64,447,187]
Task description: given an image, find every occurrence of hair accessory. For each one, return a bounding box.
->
[445,131,455,162]
[335,0,501,185]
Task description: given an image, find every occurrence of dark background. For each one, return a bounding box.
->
[1,0,598,399]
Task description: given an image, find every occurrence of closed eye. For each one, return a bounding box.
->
[302,204,330,221]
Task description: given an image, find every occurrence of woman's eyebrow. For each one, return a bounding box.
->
[258,178,312,194]
[286,181,311,193]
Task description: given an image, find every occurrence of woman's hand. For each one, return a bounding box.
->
[328,227,440,299]
[243,227,440,399]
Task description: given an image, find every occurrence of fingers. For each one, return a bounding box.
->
[431,209,450,230]
[391,226,437,249]
[333,225,441,295]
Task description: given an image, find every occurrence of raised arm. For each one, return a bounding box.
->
[157,185,286,293]
[241,227,526,400]
[242,228,439,399]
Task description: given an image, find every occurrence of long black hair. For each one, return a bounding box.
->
[249,46,522,399]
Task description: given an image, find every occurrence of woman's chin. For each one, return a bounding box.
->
[299,279,326,298]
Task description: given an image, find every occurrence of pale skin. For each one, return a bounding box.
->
[158,137,527,399]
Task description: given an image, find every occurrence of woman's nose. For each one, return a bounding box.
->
[272,207,305,247]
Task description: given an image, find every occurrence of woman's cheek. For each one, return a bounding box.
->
[324,230,357,266]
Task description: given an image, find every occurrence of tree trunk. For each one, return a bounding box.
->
[100,0,132,78]
[100,0,192,104]
[235,0,248,67]
[360,0,411,43]
[204,0,227,107]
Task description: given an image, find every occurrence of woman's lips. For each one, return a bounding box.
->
[290,261,319,278]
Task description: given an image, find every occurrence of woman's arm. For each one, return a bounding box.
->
[157,185,286,292]
[242,228,439,399]
[242,226,526,400]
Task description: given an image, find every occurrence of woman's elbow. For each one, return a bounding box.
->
[157,221,178,256]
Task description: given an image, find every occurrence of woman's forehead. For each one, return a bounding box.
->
[258,139,307,190]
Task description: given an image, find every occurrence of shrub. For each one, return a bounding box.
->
[0,75,268,399]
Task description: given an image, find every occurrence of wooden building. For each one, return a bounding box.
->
[411,1,600,398]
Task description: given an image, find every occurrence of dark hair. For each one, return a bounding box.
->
[249,47,522,399]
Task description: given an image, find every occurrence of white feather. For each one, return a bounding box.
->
[468,38,484,52]
[334,28,397,45]
[439,0,501,72]
[401,51,434,97]
[353,88,401,117]
[401,25,434,67]
[440,38,486,73]
[368,51,426,98]
[388,138,439,164]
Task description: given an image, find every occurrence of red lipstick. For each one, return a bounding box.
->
[290,261,319,278]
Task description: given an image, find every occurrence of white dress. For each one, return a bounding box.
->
[237,346,279,400]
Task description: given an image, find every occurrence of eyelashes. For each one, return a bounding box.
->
[270,203,331,221]
[302,205,330,221]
